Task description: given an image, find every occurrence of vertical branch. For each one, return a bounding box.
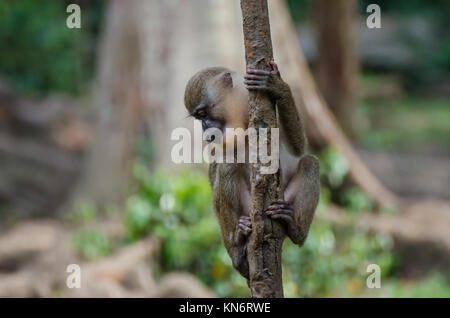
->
[240,0,284,298]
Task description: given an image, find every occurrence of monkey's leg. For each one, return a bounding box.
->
[216,210,251,279]
[214,165,252,279]
[265,154,320,246]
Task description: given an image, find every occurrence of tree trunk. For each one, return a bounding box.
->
[241,0,284,298]
[74,1,144,207]
[314,0,358,139]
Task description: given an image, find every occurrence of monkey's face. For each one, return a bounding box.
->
[185,69,249,144]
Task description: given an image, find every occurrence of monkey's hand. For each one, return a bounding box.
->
[265,199,296,237]
[244,61,289,100]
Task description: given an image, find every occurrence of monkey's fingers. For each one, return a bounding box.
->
[247,68,271,76]
[244,79,266,85]
[245,85,269,91]
[244,74,268,81]
[244,80,268,91]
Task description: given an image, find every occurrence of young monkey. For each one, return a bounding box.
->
[184,61,320,279]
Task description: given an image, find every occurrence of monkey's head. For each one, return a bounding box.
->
[184,67,249,143]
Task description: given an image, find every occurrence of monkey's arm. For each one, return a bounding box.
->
[276,87,306,156]
[210,164,252,279]
[245,61,306,156]
[266,155,320,246]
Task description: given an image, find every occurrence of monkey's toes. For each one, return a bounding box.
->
[239,216,251,225]
[238,223,252,236]
[265,206,293,223]
[238,216,252,236]
[267,200,292,211]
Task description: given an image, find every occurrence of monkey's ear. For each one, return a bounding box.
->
[222,72,233,88]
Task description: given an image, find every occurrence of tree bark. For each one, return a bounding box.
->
[241,0,284,298]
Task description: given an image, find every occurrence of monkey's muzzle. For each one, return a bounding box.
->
[202,119,224,143]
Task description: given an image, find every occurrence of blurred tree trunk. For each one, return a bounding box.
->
[75,1,143,207]
[74,0,245,208]
[314,0,358,139]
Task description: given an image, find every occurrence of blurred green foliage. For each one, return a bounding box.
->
[66,160,450,297]
[71,229,112,260]
[69,201,112,260]
[371,273,450,297]
[286,0,309,23]
[359,96,450,152]
[318,148,372,213]
[0,0,103,96]
[115,162,449,297]
[124,164,250,297]
[339,187,372,213]
[318,148,349,189]
[282,215,395,297]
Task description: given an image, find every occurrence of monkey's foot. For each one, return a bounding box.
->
[238,216,252,238]
[265,200,294,224]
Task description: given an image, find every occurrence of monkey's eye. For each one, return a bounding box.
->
[195,109,208,119]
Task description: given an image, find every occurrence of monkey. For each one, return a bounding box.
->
[184,61,320,279]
